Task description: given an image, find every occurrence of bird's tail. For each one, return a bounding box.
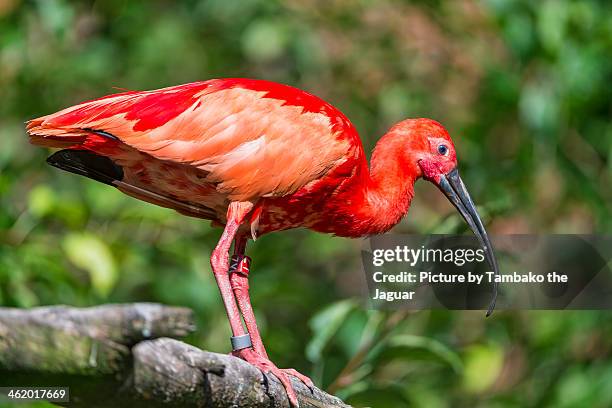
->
[26,116,89,148]
[26,88,140,148]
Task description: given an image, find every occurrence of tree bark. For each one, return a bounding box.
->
[0,303,350,408]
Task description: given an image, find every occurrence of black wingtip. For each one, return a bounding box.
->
[46,149,123,185]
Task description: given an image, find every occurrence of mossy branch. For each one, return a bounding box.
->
[0,303,350,408]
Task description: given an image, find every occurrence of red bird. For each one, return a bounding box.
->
[27,78,498,406]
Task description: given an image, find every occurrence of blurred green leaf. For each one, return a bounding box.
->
[555,367,596,408]
[345,385,411,407]
[538,0,568,53]
[375,334,463,374]
[241,19,289,62]
[519,78,560,133]
[28,184,55,218]
[462,344,504,394]
[62,232,117,297]
[37,0,74,37]
[379,83,413,123]
[307,299,357,362]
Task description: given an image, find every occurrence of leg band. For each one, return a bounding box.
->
[229,254,251,276]
[231,334,252,351]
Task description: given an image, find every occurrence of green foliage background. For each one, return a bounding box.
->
[1,0,611,407]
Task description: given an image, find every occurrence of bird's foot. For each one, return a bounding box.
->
[232,347,314,407]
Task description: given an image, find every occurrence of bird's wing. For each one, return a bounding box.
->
[28,79,363,201]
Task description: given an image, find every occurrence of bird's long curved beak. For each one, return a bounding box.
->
[438,168,499,316]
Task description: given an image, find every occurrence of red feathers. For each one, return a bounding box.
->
[27,79,452,238]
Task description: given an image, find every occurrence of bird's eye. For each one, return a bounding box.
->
[437,144,449,156]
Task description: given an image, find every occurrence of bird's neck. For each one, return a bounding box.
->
[323,131,420,237]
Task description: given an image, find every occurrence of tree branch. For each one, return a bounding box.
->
[0,303,350,408]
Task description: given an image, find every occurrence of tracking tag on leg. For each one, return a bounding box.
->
[229,255,251,276]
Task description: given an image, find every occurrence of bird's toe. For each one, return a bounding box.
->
[281,368,315,391]
[232,348,308,407]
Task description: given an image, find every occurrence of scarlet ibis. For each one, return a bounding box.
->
[27,78,498,406]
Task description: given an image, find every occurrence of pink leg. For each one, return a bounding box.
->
[210,202,252,338]
[229,236,314,407]
[229,236,268,358]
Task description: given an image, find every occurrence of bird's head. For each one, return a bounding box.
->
[389,118,499,315]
